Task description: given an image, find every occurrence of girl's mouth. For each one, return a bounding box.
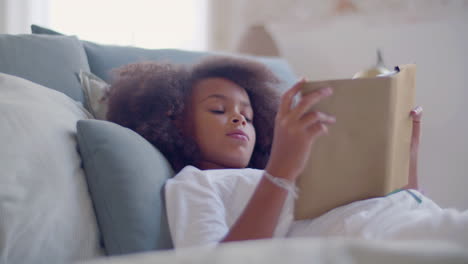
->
[226,129,249,141]
[227,133,248,141]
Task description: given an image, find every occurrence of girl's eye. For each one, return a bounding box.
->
[209,109,252,122]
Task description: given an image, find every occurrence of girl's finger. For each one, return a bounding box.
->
[411,128,420,151]
[411,119,420,141]
[307,122,329,139]
[301,111,336,128]
[410,106,422,150]
[410,106,423,122]
[278,78,307,116]
[291,87,333,120]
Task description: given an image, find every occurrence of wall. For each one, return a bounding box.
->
[0,0,5,33]
[211,0,468,210]
[0,0,49,34]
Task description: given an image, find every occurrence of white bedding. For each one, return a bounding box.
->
[0,73,104,263]
[289,189,468,248]
[166,166,468,249]
[76,237,468,264]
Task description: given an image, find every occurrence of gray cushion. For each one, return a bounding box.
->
[31,24,297,90]
[0,33,89,102]
[83,42,297,88]
[76,119,174,255]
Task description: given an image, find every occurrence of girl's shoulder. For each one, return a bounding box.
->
[166,166,264,203]
[170,165,263,184]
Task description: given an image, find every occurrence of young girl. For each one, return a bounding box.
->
[106,56,468,249]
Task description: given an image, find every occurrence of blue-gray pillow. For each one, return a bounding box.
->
[76,119,174,255]
[0,33,89,102]
[31,24,297,90]
[82,42,297,89]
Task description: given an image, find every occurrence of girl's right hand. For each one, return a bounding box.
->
[265,79,336,182]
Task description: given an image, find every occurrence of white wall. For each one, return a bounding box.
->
[207,0,244,51]
[0,0,49,34]
[48,0,209,50]
[269,16,468,210]
[0,0,209,50]
[0,0,4,33]
[212,0,468,210]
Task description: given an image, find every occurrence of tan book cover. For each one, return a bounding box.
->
[294,64,416,220]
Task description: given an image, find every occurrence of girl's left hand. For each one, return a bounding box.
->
[407,106,423,189]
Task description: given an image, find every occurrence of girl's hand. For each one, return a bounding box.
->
[407,106,423,189]
[266,79,336,181]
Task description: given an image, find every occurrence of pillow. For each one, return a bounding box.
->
[76,119,174,255]
[0,33,90,102]
[79,70,110,120]
[0,73,103,263]
[31,24,298,90]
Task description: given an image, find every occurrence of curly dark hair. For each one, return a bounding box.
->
[106,56,281,172]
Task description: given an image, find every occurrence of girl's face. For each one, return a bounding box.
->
[183,77,256,169]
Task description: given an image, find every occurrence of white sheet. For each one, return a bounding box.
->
[166,166,468,249]
[289,190,468,248]
[76,237,468,264]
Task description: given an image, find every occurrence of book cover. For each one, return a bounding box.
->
[294,64,416,220]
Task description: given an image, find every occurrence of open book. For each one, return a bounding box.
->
[294,64,416,220]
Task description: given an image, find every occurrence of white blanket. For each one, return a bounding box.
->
[76,237,468,264]
[84,175,468,264]
[289,190,468,248]
[166,166,468,248]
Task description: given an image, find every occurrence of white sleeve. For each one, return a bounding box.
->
[165,174,229,249]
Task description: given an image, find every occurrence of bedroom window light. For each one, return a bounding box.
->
[47,0,209,51]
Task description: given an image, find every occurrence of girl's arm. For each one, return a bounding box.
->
[222,79,336,242]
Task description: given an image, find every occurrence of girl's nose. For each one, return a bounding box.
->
[231,115,246,126]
